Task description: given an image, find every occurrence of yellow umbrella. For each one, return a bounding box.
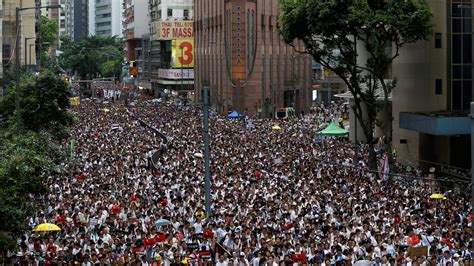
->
[33,223,61,232]
[429,193,445,199]
[103,108,110,113]
[272,125,282,130]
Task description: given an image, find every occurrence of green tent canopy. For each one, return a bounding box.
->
[316,122,349,136]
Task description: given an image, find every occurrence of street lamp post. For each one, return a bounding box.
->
[203,85,211,215]
[15,4,61,131]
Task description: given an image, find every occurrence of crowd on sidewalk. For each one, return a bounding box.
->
[8,97,472,266]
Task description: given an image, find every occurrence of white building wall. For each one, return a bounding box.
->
[159,0,193,20]
[133,0,148,37]
[88,0,95,35]
[110,0,123,37]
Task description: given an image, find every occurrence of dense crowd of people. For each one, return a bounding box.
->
[8,96,472,265]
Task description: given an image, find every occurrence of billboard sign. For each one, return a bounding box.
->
[155,21,194,40]
[158,69,195,80]
[171,39,194,68]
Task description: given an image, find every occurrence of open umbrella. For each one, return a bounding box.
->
[155,219,171,227]
[430,193,445,199]
[33,223,61,232]
[103,108,110,113]
[272,125,282,130]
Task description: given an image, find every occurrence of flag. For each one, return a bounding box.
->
[380,155,389,181]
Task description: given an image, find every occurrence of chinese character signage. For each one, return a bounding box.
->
[155,21,194,40]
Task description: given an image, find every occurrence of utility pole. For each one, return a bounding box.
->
[471,102,474,254]
[203,85,211,215]
[15,7,21,131]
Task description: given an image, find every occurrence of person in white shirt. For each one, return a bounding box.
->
[216,254,229,266]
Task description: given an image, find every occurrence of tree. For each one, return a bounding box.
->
[0,71,73,258]
[58,35,124,79]
[278,0,432,169]
[0,129,66,257]
[40,16,59,51]
[0,72,74,140]
[39,16,61,74]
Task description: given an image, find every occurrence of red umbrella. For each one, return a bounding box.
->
[111,205,121,214]
[144,238,156,247]
[468,213,472,222]
[56,214,67,223]
[154,234,166,243]
[203,231,214,239]
[441,237,453,249]
[407,235,420,246]
[393,216,401,225]
[130,195,138,201]
[253,171,262,178]
[285,223,294,230]
[160,199,168,206]
[76,173,87,180]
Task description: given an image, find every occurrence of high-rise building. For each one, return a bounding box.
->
[149,0,194,97]
[94,0,122,37]
[88,0,95,35]
[392,0,473,173]
[73,0,88,40]
[123,0,149,87]
[194,0,312,117]
[63,0,88,41]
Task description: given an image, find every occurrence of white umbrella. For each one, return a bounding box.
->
[155,219,171,227]
[194,152,203,158]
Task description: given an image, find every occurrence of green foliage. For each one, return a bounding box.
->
[0,72,74,141]
[0,129,67,255]
[58,35,124,79]
[40,16,59,52]
[0,72,71,257]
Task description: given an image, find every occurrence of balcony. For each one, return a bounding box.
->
[399,111,470,136]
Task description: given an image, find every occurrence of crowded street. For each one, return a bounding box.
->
[12,96,473,266]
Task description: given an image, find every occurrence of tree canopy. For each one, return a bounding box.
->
[58,35,124,79]
[40,15,62,73]
[0,72,74,140]
[279,0,432,168]
[0,71,73,257]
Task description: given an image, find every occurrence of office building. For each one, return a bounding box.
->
[122,0,149,87]
[394,0,473,174]
[149,0,194,96]
[95,0,122,37]
[63,0,88,41]
[194,0,312,117]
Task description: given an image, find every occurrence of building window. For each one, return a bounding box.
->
[167,8,172,17]
[435,79,442,95]
[184,9,189,19]
[435,33,442,48]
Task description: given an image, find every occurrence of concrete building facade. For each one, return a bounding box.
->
[194,0,312,117]
[149,0,194,96]
[2,0,37,69]
[95,0,122,37]
[394,0,473,173]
